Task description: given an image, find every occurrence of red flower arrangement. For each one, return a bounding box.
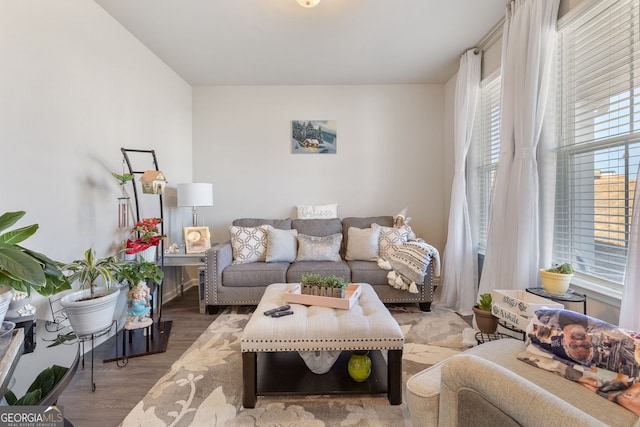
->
[125,218,165,254]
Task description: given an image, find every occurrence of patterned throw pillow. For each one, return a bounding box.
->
[373,223,411,260]
[229,225,267,264]
[296,233,342,262]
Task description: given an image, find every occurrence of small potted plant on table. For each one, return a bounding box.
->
[472,293,498,334]
[539,263,574,296]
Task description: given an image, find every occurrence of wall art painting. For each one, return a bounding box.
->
[291,120,337,154]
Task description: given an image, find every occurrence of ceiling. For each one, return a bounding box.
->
[94,0,508,86]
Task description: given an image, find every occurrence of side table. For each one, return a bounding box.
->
[525,287,587,315]
[163,252,207,313]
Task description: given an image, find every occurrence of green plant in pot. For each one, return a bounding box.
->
[114,256,164,325]
[60,248,122,337]
[0,211,71,322]
[472,293,498,334]
[539,262,574,296]
[300,273,349,297]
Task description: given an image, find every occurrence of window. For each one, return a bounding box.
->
[473,74,501,253]
[555,0,640,290]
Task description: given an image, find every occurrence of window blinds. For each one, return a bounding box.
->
[555,0,640,286]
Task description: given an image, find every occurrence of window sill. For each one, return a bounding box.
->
[569,276,622,309]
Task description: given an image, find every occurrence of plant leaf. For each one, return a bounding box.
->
[0,211,25,235]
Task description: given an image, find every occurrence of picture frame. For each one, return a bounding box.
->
[184,226,211,254]
[291,120,337,154]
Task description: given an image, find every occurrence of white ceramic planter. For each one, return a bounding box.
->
[0,286,15,324]
[60,287,120,337]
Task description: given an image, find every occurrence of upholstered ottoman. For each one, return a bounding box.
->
[240,282,404,408]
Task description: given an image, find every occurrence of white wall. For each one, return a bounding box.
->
[192,85,448,252]
[0,0,193,313]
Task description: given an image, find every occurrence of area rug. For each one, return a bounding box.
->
[120,305,471,427]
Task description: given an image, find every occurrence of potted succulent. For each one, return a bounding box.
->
[60,248,122,337]
[472,293,498,334]
[539,263,574,296]
[0,211,71,322]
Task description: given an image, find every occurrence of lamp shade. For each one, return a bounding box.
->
[177,183,213,207]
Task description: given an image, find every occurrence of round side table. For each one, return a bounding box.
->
[525,287,587,314]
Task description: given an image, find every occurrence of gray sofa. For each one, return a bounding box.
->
[204,216,434,314]
[406,338,640,427]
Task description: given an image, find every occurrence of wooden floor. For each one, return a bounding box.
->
[57,287,215,427]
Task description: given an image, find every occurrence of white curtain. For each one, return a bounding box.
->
[478,0,560,296]
[619,165,640,330]
[436,49,481,316]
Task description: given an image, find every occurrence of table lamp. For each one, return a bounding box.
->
[177,183,213,226]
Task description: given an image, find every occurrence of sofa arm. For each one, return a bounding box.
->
[439,354,607,427]
[205,241,232,308]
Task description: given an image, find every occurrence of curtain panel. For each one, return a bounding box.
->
[478,0,560,296]
[436,49,481,316]
[619,165,640,330]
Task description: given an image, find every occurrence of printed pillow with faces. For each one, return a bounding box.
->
[372,223,411,260]
[229,225,268,264]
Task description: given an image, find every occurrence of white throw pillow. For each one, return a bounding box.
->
[296,203,338,219]
[265,226,298,263]
[296,233,342,262]
[229,225,267,264]
[345,226,380,261]
[373,223,411,260]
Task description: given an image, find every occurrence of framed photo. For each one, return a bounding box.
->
[184,226,211,254]
[291,120,337,154]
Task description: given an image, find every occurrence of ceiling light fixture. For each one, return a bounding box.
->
[296,0,321,8]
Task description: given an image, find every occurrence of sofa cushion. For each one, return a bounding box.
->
[222,261,289,287]
[286,260,351,283]
[345,226,380,261]
[232,218,292,230]
[348,260,389,285]
[265,226,298,263]
[373,223,412,260]
[229,225,268,264]
[292,218,342,237]
[296,233,342,262]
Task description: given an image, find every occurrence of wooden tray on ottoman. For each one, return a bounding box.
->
[283,283,362,309]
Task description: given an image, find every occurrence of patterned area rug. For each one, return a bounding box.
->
[120,305,471,427]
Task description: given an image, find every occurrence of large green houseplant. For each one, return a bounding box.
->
[0,211,70,297]
[60,248,122,337]
[0,211,70,323]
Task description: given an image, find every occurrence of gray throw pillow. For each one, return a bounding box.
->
[265,226,298,263]
[296,233,342,262]
[345,226,380,261]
